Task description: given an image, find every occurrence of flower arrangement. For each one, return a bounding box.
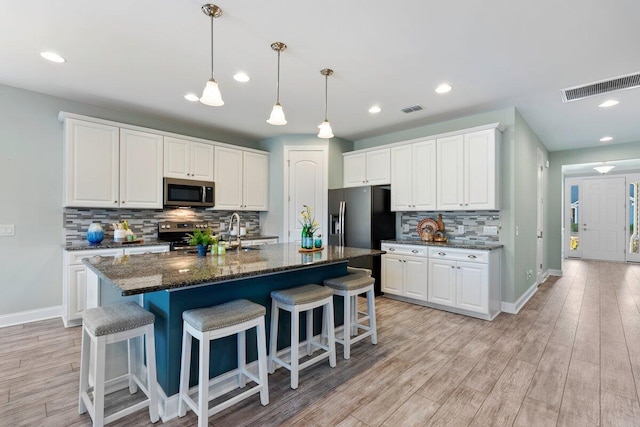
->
[299,205,319,235]
[299,205,319,249]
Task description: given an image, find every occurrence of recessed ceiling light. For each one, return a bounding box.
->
[40,51,66,63]
[233,72,250,82]
[184,93,200,102]
[600,136,613,142]
[435,83,452,94]
[598,100,619,108]
[368,105,381,114]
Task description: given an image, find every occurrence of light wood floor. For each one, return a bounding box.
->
[2,259,640,426]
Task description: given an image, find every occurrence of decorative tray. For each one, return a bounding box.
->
[121,239,144,244]
[298,247,324,253]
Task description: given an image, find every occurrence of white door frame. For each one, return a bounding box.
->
[283,145,329,243]
[536,149,544,284]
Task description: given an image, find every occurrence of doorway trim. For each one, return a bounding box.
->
[283,145,329,242]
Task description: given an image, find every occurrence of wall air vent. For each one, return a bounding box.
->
[560,71,640,103]
[401,105,423,113]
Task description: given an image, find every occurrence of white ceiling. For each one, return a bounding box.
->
[2,0,640,151]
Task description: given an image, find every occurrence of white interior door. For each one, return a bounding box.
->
[536,149,544,283]
[582,177,626,261]
[285,147,327,243]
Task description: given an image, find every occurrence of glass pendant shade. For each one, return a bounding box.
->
[317,120,334,138]
[200,79,224,106]
[267,103,287,125]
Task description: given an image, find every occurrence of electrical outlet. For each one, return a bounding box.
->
[246,222,250,229]
[483,226,498,235]
[457,225,465,234]
[0,225,15,236]
[527,269,533,279]
[402,224,410,232]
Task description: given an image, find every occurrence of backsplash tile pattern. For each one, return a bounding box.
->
[399,211,501,244]
[64,208,260,245]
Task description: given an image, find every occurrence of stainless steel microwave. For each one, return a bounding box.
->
[163,178,215,208]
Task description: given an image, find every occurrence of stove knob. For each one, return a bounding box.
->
[166,225,171,229]
[160,225,166,229]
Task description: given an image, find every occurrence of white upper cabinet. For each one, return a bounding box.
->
[437,128,500,210]
[164,136,214,181]
[64,119,119,208]
[214,146,268,211]
[64,119,163,209]
[391,139,436,211]
[119,129,163,209]
[343,148,390,187]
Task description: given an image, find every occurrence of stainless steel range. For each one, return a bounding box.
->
[157,221,214,252]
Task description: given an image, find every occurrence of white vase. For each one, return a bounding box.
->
[114,229,126,242]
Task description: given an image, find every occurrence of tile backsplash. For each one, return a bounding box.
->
[399,211,501,244]
[64,208,260,245]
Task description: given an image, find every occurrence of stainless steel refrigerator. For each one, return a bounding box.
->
[328,185,396,294]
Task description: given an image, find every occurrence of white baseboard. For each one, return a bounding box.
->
[0,306,62,328]
[501,282,538,314]
[547,269,562,276]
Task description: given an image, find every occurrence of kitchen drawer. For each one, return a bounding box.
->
[428,247,488,263]
[381,243,428,257]
[67,249,123,265]
[124,245,169,255]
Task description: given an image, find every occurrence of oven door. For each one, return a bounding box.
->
[164,178,215,207]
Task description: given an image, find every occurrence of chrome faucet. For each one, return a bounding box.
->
[228,212,242,250]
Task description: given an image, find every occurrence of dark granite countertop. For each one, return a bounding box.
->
[382,239,503,251]
[64,239,170,251]
[219,234,279,241]
[83,243,383,296]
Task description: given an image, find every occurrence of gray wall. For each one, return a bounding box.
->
[548,141,640,271]
[0,84,258,317]
[354,107,547,305]
[258,134,353,242]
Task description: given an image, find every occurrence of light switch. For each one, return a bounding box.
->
[402,224,410,232]
[483,226,498,235]
[457,225,465,234]
[0,225,15,236]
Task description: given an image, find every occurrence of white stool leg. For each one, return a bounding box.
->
[197,331,210,427]
[268,300,279,373]
[178,326,192,417]
[238,330,246,388]
[306,310,313,356]
[343,293,351,360]
[256,318,269,406]
[350,294,358,336]
[325,301,337,368]
[78,327,90,415]
[127,338,138,394]
[144,325,159,423]
[290,307,300,389]
[93,336,106,427]
[368,288,378,345]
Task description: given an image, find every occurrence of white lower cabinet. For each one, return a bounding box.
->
[382,243,501,320]
[62,245,169,327]
[381,244,428,301]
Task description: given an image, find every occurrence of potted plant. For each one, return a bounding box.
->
[187,228,214,257]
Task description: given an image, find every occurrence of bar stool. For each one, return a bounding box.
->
[178,299,269,427]
[324,270,378,359]
[78,301,159,427]
[268,284,336,389]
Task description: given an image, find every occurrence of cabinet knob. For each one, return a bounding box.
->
[398,259,403,263]
[114,201,118,203]
[457,266,461,269]
[122,201,125,204]
[468,255,477,259]
[388,248,395,252]
[459,203,463,206]
[438,252,446,256]
[411,249,418,253]
[451,265,455,269]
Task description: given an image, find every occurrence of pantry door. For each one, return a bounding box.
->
[582,177,626,261]
[285,146,328,243]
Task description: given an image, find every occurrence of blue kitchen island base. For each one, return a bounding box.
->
[143,262,347,400]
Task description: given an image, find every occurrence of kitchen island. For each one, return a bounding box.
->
[83,243,383,419]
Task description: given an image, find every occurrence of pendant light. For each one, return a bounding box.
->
[593,162,615,174]
[267,42,287,125]
[200,4,224,106]
[318,68,334,138]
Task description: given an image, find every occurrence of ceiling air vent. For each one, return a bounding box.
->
[560,71,640,103]
[401,105,423,113]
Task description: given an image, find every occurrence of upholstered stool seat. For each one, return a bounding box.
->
[78,302,159,426]
[178,299,269,427]
[268,284,336,389]
[324,270,378,359]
